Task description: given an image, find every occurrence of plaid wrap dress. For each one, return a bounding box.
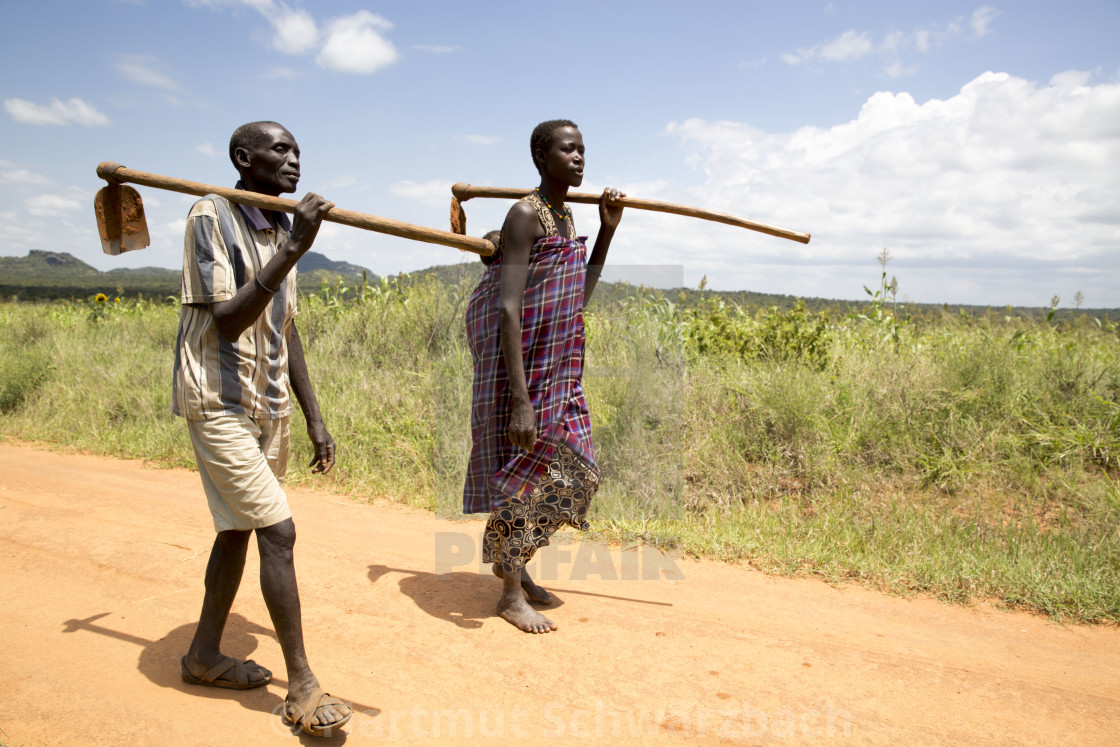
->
[462,193,598,523]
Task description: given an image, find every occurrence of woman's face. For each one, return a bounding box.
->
[539,126,585,187]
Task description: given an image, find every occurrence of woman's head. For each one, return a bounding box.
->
[531,119,580,177]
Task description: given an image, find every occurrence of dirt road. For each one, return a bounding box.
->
[0,443,1117,745]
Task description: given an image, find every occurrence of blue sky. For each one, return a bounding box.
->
[2,1,1118,307]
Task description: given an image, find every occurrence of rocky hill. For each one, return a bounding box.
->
[0,251,375,300]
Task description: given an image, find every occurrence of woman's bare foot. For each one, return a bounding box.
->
[497,567,557,633]
[498,590,557,633]
[492,563,555,605]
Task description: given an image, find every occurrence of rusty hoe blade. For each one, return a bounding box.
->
[94,182,150,255]
[450,196,467,237]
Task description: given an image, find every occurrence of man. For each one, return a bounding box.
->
[171,121,351,736]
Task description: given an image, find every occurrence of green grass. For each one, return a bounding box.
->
[2,276,1118,623]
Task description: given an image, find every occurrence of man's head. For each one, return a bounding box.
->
[229,121,300,196]
[530,119,578,175]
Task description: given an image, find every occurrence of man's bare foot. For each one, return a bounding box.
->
[492,563,555,605]
[285,676,352,735]
[498,591,557,633]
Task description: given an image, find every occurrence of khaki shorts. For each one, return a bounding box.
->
[188,413,293,533]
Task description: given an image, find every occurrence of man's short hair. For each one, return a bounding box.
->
[229,121,286,168]
[530,119,578,174]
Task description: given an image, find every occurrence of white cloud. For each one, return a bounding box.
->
[26,194,84,216]
[272,7,318,54]
[970,6,999,37]
[784,6,1001,78]
[4,97,110,127]
[1050,70,1091,88]
[414,44,460,54]
[196,142,219,156]
[819,30,872,61]
[458,134,501,146]
[389,179,453,206]
[115,57,180,90]
[186,2,397,75]
[1,169,51,186]
[657,71,1120,306]
[884,61,918,79]
[317,11,398,74]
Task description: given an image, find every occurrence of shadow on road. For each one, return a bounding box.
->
[62,611,379,743]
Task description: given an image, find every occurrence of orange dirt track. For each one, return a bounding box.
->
[1,442,1117,745]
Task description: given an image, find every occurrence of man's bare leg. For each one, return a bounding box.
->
[497,566,557,633]
[257,519,351,730]
[492,563,554,605]
[182,529,270,685]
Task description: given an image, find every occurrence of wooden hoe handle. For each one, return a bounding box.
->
[96,163,495,256]
[451,183,810,244]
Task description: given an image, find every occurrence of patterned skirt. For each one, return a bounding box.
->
[483,443,599,572]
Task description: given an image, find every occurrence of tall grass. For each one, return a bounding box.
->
[1,277,1117,622]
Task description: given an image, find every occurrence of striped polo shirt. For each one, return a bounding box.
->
[170,189,298,420]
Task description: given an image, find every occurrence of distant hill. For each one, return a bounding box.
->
[296,252,377,289]
[296,252,372,278]
[2,251,1116,320]
[399,262,1120,321]
[0,250,375,300]
[0,250,102,280]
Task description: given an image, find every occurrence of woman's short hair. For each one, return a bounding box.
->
[530,119,578,174]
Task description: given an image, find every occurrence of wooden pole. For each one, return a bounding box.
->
[451,183,810,244]
[95,163,495,256]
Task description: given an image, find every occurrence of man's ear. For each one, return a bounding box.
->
[233,146,252,171]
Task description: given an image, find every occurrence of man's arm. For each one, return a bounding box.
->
[210,193,333,341]
[287,321,335,474]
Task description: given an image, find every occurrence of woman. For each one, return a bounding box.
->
[463,119,624,633]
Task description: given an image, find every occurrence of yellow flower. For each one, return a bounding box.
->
[114,297,121,303]
[94,293,107,304]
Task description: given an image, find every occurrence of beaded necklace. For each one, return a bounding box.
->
[534,188,570,220]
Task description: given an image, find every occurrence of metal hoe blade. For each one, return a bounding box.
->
[94,183,150,255]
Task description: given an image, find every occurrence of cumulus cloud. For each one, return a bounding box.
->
[316,11,398,74]
[272,7,318,54]
[656,71,1120,306]
[389,179,453,206]
[196,142,219,156]
[783,5,1000,77]
[4,97,110,127]
[187,1,397,74]
[26,194,84,216]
